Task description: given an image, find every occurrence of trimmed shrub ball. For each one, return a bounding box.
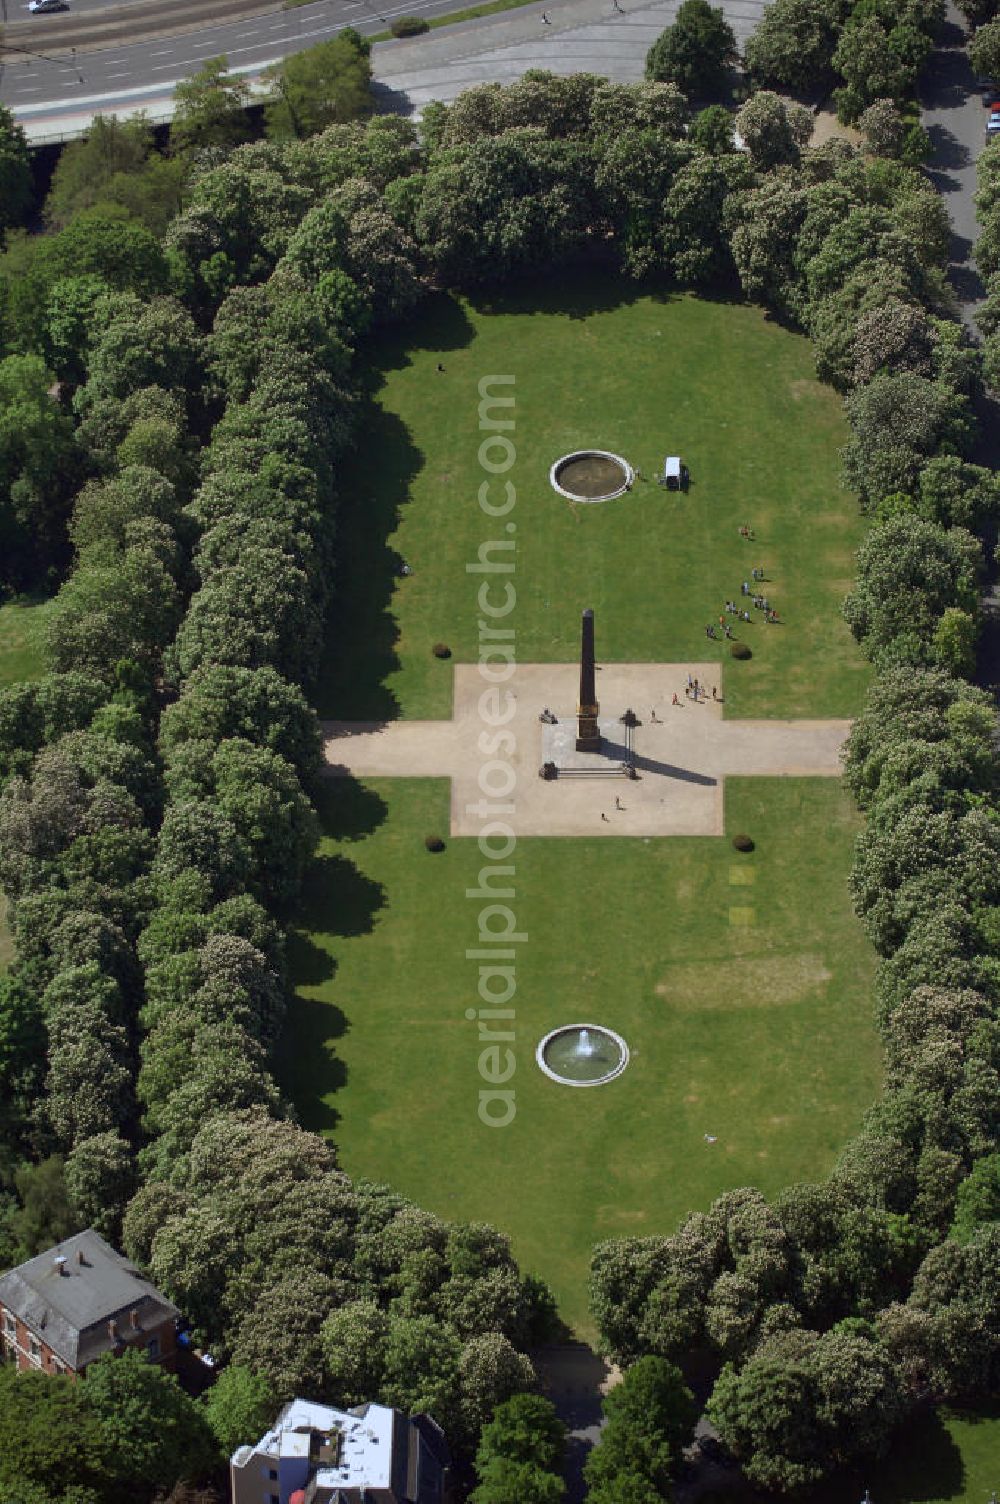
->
[732,833,755,852]
[731,642,752,660]
[425,835,445,852]
[432,643,452,659]
[391,14,430,33]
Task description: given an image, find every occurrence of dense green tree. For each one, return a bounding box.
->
[970,16,1000,77]
[170,55,252,156]
[689,104,735,152]
[264,31,374,140]
[170,553,318,685]
[474,1392,566,1474]
[471,1460,565,1504]
[0,353,77,594]
[416,131,594,287]
[604,1356,697,1456]
[744,0,840,89]
[457,1332,537,1436]
[41,274,113,386]
[842,373,974,505]
[7,1156,80,1257]
[645,0,737,97]
[77,293,203,412]
[725,175,809,316]
[230,1268,347,1401]
[64,1131,137,1242]
[0,213,169,354]
[44,116,153,230]
[708,1329,904,1490]
[833,18,919,121]
[951,1154,1000,1243]
[204,1364,276,1457]
[595,129,691,276]
[908,1224,1000,1393]
[932,606,978,677]
[0,1366,110,1498]
[842,668,996,808]
[851,297,933,387]
[159,665,321,785]
[46,537,182,680]
[586,1358,696,1499]
[84,1347,220,1492]
[734,92,812,170]
[0,673,109,785]
[321,1299,391,1403]
[859,97,909,158]
[0,105,33,242]
[842,514,981,667]
[70,467,180,554]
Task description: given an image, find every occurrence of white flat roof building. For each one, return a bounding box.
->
[231,1396,449,1504]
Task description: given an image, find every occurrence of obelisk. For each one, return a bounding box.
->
[576,608,602,752]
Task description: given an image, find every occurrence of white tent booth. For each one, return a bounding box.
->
[664,456,684,490]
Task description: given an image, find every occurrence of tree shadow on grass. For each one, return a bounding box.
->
[813,1407,966,1504]
[313,403,422,721]
[313,296,477,722]
[467,265,682,322]
[298,851,387,940]
[277,981,347,1135]
[374,291,478,370]
[277,800,389,1133]
[312,778,388,844]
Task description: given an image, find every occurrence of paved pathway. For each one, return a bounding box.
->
[920,2,991,326]
[321,663,850,837]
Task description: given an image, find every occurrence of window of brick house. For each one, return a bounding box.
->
[146,1336,160,1360]
[29,1337,41,1365]
[2,1312,14,1337]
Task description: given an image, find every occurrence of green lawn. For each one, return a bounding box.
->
[279,776,879,1336]
[316,280,870,723]
[286,282,882,1338]
[0,598,52,690]
[0,597,51,971]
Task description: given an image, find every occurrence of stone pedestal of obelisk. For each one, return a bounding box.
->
[576,607,602,752]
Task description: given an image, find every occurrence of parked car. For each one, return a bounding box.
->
[27,1,68,13]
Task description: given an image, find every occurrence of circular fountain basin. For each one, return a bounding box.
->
[550,450,634,503]
[536,1023,630,1087]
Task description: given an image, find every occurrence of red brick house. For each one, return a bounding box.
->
[0,1228,179,1378]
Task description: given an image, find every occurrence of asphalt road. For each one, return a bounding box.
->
[0,0,483,136]
[921,0,992,324]
[0,0,775,139]
[2,0,284,58]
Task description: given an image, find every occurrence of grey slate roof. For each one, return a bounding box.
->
[0,1227,178,1370]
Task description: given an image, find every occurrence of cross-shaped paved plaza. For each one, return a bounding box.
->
[321,663,850,837]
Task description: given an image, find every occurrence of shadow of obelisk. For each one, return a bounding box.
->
[576,608,602,753]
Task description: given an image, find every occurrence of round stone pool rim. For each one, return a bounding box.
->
[550,449,635,503]
[536,1023,631,1088]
